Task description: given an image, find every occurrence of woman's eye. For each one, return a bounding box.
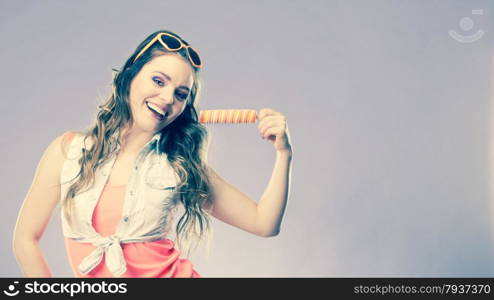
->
[176,92,188,101]
[152,76,164,86]
[152,76,188,100]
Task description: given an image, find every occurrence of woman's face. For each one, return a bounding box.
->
[128,53,194,133]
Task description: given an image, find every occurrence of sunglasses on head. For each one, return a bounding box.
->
[133,32,202,68]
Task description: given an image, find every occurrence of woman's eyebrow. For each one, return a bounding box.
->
[154,71,190,91]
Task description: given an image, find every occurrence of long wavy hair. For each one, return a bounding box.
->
[61,29,213,256]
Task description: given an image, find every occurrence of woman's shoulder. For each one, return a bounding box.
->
[37,131,80,174]
[57,131,86,159]
[61,130,85,142]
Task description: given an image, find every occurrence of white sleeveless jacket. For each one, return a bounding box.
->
[60,132,180,277]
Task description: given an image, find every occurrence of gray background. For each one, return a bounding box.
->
[1,0,493,277]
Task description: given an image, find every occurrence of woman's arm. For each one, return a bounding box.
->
[206,108,292,237]
[12,133,69,277]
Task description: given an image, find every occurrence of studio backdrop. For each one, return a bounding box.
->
[1,0,493,277]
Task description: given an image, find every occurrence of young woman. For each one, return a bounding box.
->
[12,29,293,277]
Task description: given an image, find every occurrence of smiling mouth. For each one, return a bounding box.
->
[146,101,168,121]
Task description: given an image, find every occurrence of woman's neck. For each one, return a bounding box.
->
[119,127,155,155]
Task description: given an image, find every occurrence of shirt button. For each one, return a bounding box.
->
[123,216,129,222]
[130,191,134,196]
[135,166,139,171]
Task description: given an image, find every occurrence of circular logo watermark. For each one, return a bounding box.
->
[448,9,485,43]
[3,281,20,297]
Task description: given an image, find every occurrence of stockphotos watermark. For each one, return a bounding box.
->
[448,9,485,43]
[2,280,127,297]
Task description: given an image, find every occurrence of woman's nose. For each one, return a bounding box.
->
[162,97,174,105]
[159,87,175,105]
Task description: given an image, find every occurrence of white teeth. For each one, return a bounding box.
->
[146,102,165,117]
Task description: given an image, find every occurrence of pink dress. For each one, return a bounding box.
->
[62,132,200,278]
